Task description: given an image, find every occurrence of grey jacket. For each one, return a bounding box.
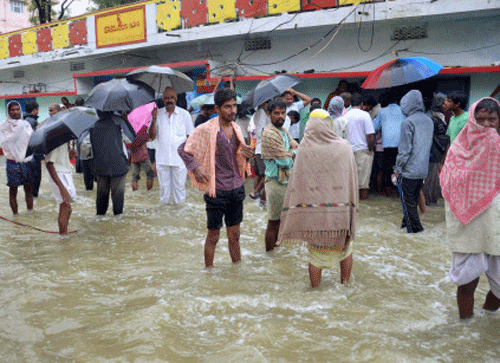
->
[394,90,434,179]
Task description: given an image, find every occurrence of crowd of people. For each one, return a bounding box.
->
[1,78,500,320]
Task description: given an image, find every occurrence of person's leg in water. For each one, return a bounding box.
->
[205,228,221,268]
[418,189,426,214]
[457,277,479,319]
[265,219,280,252]
[58,200,72,235]
[340,253,353,284]
[226,224,241,264]
[309,263,322,288]
[9,186,18,214]
[483,290,500,312]
[23,184,33,211]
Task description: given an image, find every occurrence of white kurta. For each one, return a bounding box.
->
[446,193,500,256]
[152,106,194,204]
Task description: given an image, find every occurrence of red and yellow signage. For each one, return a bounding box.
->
[95,5,146,48]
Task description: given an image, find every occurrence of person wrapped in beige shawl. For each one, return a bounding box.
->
[278,109,358,287]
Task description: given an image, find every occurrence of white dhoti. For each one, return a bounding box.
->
[156,164,187,205]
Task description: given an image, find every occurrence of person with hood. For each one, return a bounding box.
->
[278,109,358,288]
[23,101,43,198]
[440,98,500,319]
[0,101,34,214]
[394,90,433,233]
[328,96,349,140]
[87,111,130,215]
[423,93,450,206]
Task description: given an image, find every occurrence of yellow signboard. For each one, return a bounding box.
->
[95,6,147,48]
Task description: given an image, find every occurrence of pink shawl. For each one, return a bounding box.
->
[440,98,500,224]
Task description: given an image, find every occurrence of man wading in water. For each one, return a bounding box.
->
[178,89,254,267]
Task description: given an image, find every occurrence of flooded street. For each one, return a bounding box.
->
[0,156,499,362]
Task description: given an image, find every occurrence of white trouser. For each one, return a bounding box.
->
[156,164,187,205]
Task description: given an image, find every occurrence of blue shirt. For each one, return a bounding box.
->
[373,104,405,148]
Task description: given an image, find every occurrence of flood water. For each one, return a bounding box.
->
[0,156,499,362]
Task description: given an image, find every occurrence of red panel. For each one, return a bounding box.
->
[8,34,22,57]
[236,0,267,17]
[180,0,208,28]
[69,20,88,46]
[301,0,336,11]
[36,28,53,52]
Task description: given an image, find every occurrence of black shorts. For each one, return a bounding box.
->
[204,186,245,230]
[147,148,156,164]
[6,159,34,188]
[254,154,266,176]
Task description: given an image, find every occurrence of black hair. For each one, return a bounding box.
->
[201,104,215,111]
[7,101,20,112]
[310,103,322,112]
[61,97,69,102]
[280,90,293,98]
[75,97,85,106]
[350,93,364,107]
[363,94,378,107]
[475,99,500,118]
[25,101,39,113]
[311,97,322,105]
[214,89,237,108]
[447,92,468,110]
[287,110,300,122]
[267,98,287,113]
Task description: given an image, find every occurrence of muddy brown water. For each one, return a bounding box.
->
[0,157,499,362]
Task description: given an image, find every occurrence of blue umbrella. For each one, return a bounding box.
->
[362,57,443,89]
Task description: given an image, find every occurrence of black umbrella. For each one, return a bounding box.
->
[241,74,302,111]
[26,107,99,157]
[85,78,155,112]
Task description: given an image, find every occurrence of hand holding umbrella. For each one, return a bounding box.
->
[26,106,99,157]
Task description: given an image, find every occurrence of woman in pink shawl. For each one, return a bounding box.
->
[440,98,500,319]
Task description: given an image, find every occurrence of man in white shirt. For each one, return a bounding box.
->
[150,87,194,205]
[281,88,312,137]
[345,93,375,200]
[45,104,77,235]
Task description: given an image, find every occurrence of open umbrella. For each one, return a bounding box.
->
[85,78,155,112]
[126,65,194,93]
[241,74,302,111]
[361,57,443,89]
[189,93,242,108]
[127,102,156,134]
[26,107,98,157]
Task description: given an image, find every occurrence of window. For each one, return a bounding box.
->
[10,0,24,13]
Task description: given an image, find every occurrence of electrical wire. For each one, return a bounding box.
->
[327,40,401,72]
[404,41,500,55]
[357,2,375,53]
[240,5,359,68]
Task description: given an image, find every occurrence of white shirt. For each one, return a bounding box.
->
[248,108,270,154]
[345,108,375,152]
[286,101,304,138]
[45,143,73,173]
[153,106,194,166]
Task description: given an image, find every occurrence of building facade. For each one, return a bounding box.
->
[0,0,31,34]
[0,0,499,120]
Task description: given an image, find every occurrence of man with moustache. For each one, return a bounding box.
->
[150,86,194,205]
[261,99,298,252]
[0,101,34,214]
[178,89,254,268]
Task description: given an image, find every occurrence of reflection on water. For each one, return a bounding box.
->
[0,157,499,362]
